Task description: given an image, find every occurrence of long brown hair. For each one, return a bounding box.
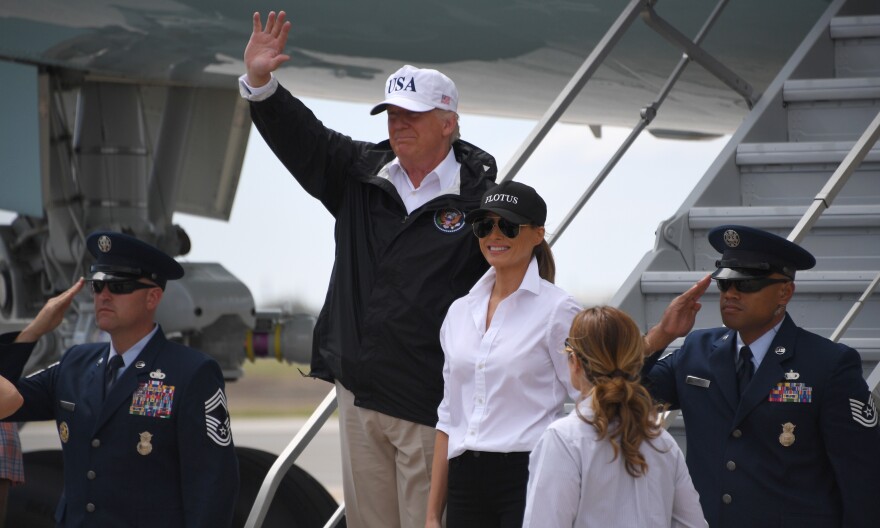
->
[568,306,663,477]
[533,239,555,283]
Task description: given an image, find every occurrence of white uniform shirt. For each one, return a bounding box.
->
[437,258,581,459]
[523,397,707,528]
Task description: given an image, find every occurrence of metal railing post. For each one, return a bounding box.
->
[498,0,649,183]
[244,387,339,528]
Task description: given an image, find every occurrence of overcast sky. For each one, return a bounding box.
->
[170,96,728,313]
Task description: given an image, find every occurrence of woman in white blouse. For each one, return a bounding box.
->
[522,306,706,527]
[425,181,580,528]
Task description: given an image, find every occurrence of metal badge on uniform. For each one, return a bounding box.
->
[686,375,711,388]
[774,346,786,355]
[135,361,146,369]
[778,422,796,447]
[723,229,741,247]
[97,356,104,365]
[433,208,466,233]
[58,422,70,443]
[59,400,75,412]
[784,370,800,380]
[769,382,812,403]
[97,235,112,253]
[849,396,878,428]
[137,431,153,455]
[150,369,166,379]
[130,380,175,418]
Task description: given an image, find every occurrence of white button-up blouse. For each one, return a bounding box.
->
[436,257,581,459]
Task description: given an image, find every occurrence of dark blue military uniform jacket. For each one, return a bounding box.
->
[0,327,239,527]
[644,314,880,527]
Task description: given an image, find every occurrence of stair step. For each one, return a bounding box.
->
[833,15,880,77]
[688,204,880,228]
[738,163,880,207]
[785,77,880,101]
[737,141,880,165]
[831,15,880,39]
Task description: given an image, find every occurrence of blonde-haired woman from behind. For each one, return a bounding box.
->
[523,306,707,527]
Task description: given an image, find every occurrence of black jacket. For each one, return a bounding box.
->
[250,85,496,425]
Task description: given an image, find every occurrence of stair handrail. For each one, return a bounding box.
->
[788,109,880,394]
[499,0,753,189]
[550,0,734,245]
[788,110,880,246]
[244,387,340,528]
[788,109,880,344]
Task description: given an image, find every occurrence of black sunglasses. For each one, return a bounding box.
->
[90,280,157,295]
[715,278,790,294]
[472,217,529,239]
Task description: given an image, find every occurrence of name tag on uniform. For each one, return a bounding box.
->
[59,400,75,411]
[686,376,711,388]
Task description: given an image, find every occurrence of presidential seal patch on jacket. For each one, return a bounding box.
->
[434,208,466,233]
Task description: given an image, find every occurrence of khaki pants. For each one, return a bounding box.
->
[336,382,437,528]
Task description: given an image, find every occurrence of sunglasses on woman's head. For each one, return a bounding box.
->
[472,217,529,239]
[90,280,156,295]
[715,277,790,293]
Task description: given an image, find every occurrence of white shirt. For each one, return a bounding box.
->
[238,73,279,101]
[239,73,462,213]
[523,397,707,528]
[378,148,461,214]
[437,258,581,459]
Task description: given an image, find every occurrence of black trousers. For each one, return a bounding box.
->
[446,450,530,528]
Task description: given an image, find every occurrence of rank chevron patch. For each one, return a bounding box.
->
[849,396,878,428]
[205,388,232,446]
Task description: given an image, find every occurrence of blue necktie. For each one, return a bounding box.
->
[736,346,754,397]
[105,354,125,395]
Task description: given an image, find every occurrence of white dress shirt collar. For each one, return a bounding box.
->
[382,148,461,214]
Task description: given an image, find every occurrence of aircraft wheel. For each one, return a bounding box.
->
[7,450,64,527]
[234,446,346,528]
[7,448,345,528]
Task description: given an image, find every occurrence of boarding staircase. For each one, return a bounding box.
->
[611,0,880,447]
[244,0,880,525]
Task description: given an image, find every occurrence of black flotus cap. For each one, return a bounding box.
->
[708,225,815,280]
[468,181,547,226]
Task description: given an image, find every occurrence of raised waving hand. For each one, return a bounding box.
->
[244,11,293,88]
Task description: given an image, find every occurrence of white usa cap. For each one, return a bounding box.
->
[370,65,458,115]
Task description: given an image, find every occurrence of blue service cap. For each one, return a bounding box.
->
[708,225,815,280]
[85,231,184,289]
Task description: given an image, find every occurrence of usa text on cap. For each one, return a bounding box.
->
[370,65,458,115]
[708,225,815,280]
